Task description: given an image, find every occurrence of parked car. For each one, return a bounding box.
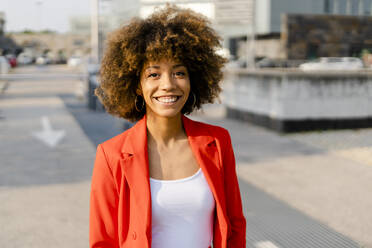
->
[17,53,33,65]
[0,56,10,74]
[299,57,364,71]
[36,56,52,65]
[36,56,46,65]
[6,54,17,68]
[55,55,67,64]
[256,57,276,68]
[67,56,82,67]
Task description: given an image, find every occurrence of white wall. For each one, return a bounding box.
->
[255,39,283,58]
[223,70,372,120]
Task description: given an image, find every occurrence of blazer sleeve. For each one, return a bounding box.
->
[90,144,119,248]
[222,130,246,248]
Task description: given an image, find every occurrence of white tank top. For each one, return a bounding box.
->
[150,168,215,248]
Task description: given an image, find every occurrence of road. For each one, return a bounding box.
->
[0,65,371,247]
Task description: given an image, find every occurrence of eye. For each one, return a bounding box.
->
[174,71,186,78]
[148,73,159,78]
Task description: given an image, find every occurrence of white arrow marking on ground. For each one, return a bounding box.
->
[254,241,280,248]
[32,116,66,148]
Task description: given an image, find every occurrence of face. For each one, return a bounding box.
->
[138,59,190,120]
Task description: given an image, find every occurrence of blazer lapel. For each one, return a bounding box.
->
[120,116,152,243]
[182,116,227,221]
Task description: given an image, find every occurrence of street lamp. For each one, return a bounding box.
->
[91,0,112,64]
[35,0,43,31]
[91,0,99,64]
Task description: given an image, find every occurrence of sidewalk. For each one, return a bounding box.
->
[0,66,95,247]
[193,105,372,248]
[0,65,371,247]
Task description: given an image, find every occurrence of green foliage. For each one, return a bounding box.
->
[40,29,56,34]
[9,29,57,35]
[20,29,35,34]
[361,49,370,57]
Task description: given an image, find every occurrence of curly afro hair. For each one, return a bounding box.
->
[95,4,227,122]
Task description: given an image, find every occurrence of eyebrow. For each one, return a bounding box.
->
[145,64,186,71]
[173,64,185,69]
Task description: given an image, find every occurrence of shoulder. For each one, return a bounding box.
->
[96,121,138,162]
[99,131,127,152]
[94,131,126,167]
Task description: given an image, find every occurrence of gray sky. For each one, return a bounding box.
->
[1,0,91,33]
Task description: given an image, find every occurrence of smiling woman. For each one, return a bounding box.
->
[95,4,225,122]
[90,4,246,248]
[139,60,190,119]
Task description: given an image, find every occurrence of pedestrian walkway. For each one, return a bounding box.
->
[0,66,95,247]
[0,65,371,247]
[192,105,372,248]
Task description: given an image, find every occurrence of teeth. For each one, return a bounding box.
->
[156,96,178,103]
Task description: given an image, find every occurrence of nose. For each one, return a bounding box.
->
[159,73,176,91]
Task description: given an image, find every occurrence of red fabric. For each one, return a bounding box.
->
[90,115,246,248]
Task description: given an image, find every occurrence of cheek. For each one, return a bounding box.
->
[141,83,157,106]
[142,86,152,102]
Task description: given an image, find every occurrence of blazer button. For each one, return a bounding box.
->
[132,231,137,240]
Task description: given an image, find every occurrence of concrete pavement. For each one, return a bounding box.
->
[193,106,372,248]
[0,66,95,247]
[0,65,371,247]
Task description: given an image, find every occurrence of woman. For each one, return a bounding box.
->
[90,5,246,248]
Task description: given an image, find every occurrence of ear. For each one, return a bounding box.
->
[136,87,142,96]
[136,82,142,96]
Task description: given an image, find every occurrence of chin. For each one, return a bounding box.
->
[147,108,184,119]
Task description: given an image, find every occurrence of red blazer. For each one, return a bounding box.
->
[90,115,246,248]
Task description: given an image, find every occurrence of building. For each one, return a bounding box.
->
[221,0,372,60]
[10,33,90,59]
[105,0,214,29]
[69,16,91,35]
[89,0,215,62]
[91,0,372,62]
[109,0,141,27]
[282,13,372,60]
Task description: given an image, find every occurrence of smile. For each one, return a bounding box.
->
[154,96,181,104]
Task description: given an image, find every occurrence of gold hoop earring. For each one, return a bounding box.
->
[190,92,196,109]
[135,95,145,112]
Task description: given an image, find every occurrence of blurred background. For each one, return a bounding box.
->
[0,0,372,247]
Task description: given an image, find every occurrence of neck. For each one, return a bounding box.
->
[146,113,185,146]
